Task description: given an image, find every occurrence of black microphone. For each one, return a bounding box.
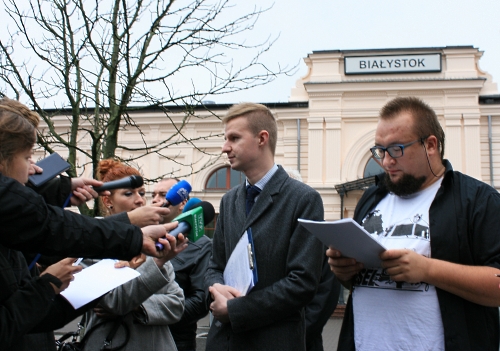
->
[93,175,144,192]
[156,201,215,250]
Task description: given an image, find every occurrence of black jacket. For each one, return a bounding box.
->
[27,174,73,208]
[1,174,142,258]
[338,160,500,351]
[0,174,144,349]
[170,235,212,351]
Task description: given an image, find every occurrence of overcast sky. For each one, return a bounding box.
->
[217,0,500,103]
[1,1,498,106]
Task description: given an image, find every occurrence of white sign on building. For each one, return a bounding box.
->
[345,53,441,75]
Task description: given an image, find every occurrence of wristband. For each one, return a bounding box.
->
[40,273,63,289]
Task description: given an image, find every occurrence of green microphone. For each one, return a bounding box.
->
[170,206,205,242]
[155,201,215,250]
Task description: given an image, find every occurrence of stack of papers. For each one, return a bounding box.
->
[298,218,387,268]
[61,259,140,309]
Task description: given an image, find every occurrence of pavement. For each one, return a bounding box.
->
[194,314,342,351]
[56,314,343,351]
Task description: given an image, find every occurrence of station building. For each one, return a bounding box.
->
[42,45,500,226]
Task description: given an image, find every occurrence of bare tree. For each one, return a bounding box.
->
[0,0,294,181]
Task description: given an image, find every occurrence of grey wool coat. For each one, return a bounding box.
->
[82,257,184,351]
[205,166,324,351]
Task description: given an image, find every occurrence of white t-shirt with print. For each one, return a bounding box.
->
[352,178,444,351]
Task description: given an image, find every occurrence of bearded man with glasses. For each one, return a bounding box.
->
[327,96,500,351]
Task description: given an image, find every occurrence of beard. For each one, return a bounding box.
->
[384,172,427,197]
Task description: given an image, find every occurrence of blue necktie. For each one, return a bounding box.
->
[246,185,261,215]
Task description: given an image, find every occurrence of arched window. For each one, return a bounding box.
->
[206,166,245,190]
[364,158,384,178]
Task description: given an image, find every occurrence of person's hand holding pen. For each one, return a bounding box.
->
[42,257,83,294]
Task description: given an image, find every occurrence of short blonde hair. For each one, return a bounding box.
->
[223,103,277,155]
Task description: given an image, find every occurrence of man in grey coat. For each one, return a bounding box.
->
[205,103,324,351]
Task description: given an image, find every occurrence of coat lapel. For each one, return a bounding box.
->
[233,183,248,236]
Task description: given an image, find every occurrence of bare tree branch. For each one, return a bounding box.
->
[0,0,295,190]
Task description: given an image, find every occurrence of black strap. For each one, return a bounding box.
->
[100,317,130,351]
[56,317,129,351]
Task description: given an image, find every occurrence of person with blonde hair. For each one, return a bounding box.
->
[205,103,324,351]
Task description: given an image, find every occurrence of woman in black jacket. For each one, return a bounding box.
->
[0,99,180,350]
[0,102,86,351]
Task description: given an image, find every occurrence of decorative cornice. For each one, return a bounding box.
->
[304,77,486,85]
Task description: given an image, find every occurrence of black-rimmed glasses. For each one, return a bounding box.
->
[370,137,427,159]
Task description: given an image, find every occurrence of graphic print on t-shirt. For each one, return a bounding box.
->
[352,179,445,351]
[354,209,431,291]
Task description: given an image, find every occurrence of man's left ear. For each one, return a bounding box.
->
[424,135,439,154]
[179,199,187,212]
[258,130,269,146]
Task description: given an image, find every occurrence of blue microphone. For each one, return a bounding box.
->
[162,180,192,207]
[183,197,202,212]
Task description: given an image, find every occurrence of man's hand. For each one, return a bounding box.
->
[208,284,240,323]
[152,225,189,266]
[326,247,364,283]
[211,283,241,300]
[41,257,83,293]
[141,222,188,259]
[70,177,107,206]
[127,205,171,227]
[381,249,430,283]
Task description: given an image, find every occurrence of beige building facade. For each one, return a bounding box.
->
[41,46,500,220]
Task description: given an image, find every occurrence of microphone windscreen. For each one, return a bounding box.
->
[94,175,144,192]
[199,201,215,225]
[166,180,192,206]
[183,198,202,213]
[189,201,215,225]
[129,175,144,188]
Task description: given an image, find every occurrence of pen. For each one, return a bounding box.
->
[73,258,83,266]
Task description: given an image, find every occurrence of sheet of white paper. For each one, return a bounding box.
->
[61,259,140,309]
[298,218,387,268]
[224,231,254,296]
